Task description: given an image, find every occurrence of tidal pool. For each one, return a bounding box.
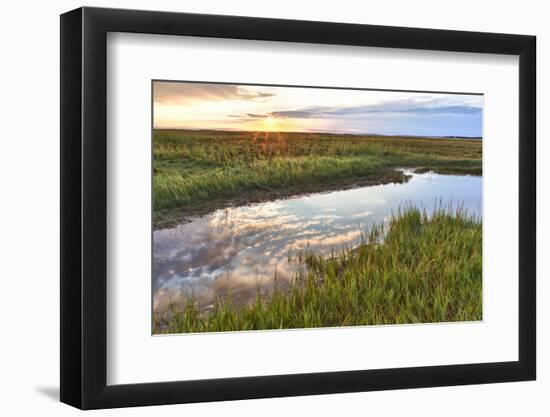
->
[153,170,482,313]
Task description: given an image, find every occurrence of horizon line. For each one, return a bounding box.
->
[153,127,482,139]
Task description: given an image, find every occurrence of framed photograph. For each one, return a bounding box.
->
[60,6,536,409]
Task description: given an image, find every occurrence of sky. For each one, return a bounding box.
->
[153,81,483,137]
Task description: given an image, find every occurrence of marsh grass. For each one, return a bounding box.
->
[153,130,482,228]
[154,206,482,334]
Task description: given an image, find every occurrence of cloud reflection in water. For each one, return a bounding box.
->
[153,170,481,312]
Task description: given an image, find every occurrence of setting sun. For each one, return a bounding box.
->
[263,116,277,131]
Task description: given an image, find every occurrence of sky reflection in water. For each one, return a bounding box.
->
[153,170,481,312]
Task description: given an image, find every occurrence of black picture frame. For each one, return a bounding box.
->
[60,6,536,410]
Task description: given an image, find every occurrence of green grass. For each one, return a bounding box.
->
[154,206,482,333]
[153,129,482,228]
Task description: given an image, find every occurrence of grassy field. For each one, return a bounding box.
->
[153,129,482,229]
[154,206,482,333]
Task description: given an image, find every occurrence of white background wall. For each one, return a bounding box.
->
[0,0,546,415]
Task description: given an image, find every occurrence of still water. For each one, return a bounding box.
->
[153,170,481,312]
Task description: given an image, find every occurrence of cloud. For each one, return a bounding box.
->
[267,97,481,119]
[154,82,276,104]
[270,109,323,118]
[246,113,269,119]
